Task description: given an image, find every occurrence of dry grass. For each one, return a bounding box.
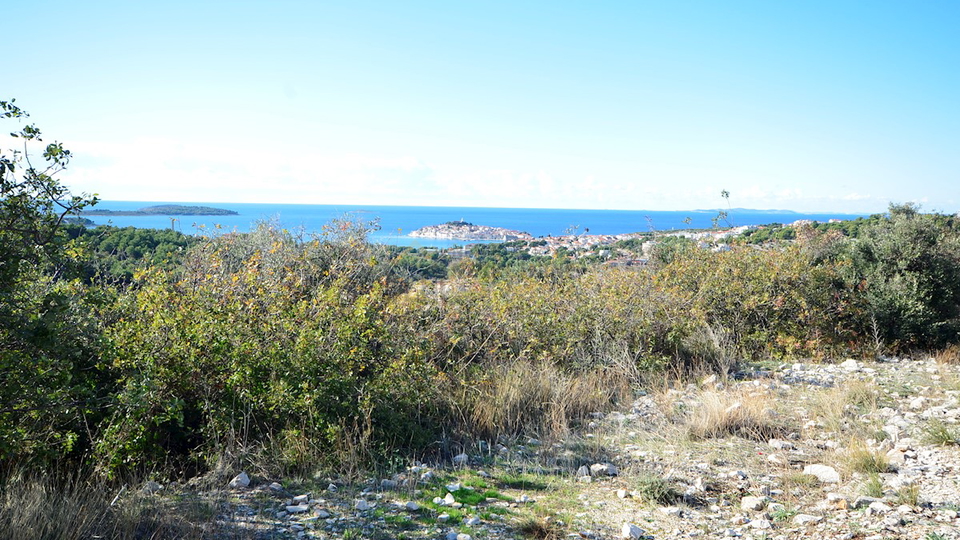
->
[810,379,881,437]
[0,470,248,540]
[454,357,634,442]
[933,344,960,364]
[515,512,568,540]
[685,387,782,441]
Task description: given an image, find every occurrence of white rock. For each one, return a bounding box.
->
[446,482,462,492]
[616,489,630,499]
[452,453,469,465]
[867,501,892,515]
[437,513,450,523]
[432,496,446,506]
[420,471,435,482]
[768,439,794,450]
[576,465,591,477]
[287,504,310,514]
[444,492,456,505]
[293,494,309,503]
[792,514,823,525]
[354,499,372,511]
[326,483,338,492]
[464,516,481,526]
[229,472,251,488]
[589,463,619,476]
[659,506,682,517]
[909,396,927,410]
[456,534,472,540]
[622,523,645,539]
[840,359,860,371]
[315,509,331,518]
[404,501,420,511]
[517,494,532,503]
[269,482,284,492]
[748,519,772,529]
[803,464,840,483]
[740,496,768,511]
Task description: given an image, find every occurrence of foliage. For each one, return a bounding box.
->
[98,223,445,475]
[0,100,108,468]
[657,241,861,359]
[837,204,960,352]
[68,225,196,283]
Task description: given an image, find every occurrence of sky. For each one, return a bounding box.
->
[5,1,959,212]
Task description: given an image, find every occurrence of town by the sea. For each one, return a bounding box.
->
[84,201,871,248]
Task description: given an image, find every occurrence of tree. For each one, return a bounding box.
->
[1,99,98,281]
[0,100,106,466]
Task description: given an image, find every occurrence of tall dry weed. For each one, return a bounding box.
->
[686,387,782,441]
[0,470,239,540]
[451,358,633,443]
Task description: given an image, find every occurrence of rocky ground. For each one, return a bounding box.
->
[136,356,960,540]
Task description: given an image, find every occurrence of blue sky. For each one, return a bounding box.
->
[6,1,959,212]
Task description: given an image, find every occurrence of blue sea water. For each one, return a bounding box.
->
[84,201,872,248]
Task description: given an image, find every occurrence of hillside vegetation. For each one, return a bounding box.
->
[4,101,960,538]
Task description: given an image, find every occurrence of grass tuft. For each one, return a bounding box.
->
[845,443,890,475]
[686,388,781,441]
[516,514,567,540]
[922,420,958,446]
[633,473,681,505]
[862,473,884,498]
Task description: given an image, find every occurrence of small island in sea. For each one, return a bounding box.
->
[409,220,532,241]
[84,204,239,216]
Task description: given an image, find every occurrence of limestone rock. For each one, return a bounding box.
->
[840,359,860,371]
[380,479,398,489]
[793,514,823,525]
[590,463,619,476]
[229,472,251,489]
[740,496,768,511]
[768,439,794,450]
[622,523,645,539]
[803,464,840,483]
[867,501,892,515]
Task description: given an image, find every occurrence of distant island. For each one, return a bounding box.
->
[84,205,238,216]
[410,220,532,241]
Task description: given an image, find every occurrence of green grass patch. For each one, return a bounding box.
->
[384,514,416,529]
[923,420,958,446]
[634,474,681,505]
[498,473,549,491]
[862,473,884,498]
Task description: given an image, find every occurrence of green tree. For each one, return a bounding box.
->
[840,203,960,352]
[0,100,106,466]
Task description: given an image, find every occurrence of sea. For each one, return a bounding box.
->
[83,201,872,249]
